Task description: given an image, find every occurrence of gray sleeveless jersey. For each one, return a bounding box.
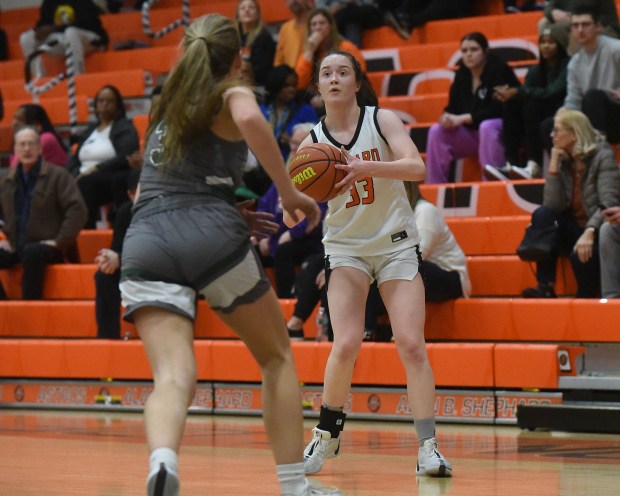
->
[121,119,258,295]
[134,121,248,215]
[311,106,420,256]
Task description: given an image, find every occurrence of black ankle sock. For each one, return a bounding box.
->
[317,405,347,438]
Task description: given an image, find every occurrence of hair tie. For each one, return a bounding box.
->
[197,36,209,48]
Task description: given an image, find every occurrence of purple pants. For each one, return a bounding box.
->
[425,118,505,184]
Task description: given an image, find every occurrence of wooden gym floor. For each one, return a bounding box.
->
[2,409,620,495]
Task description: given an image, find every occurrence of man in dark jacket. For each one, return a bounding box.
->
[19,0,108,78]
[0,127,87,299]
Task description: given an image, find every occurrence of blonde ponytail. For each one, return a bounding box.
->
[147,14,247,168]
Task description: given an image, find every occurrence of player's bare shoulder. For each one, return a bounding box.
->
[376,107,405,131]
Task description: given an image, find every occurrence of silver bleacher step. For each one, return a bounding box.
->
[517,343,620,434]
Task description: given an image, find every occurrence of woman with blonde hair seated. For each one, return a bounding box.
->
[521,109,620,298]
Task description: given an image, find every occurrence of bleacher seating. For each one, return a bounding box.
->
[1,0,619,406]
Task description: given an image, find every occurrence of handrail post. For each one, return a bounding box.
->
[141,0,191,40]
[24,42,78,136]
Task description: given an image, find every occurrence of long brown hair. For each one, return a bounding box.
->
[306,8,343,55]
[147,14,245,168]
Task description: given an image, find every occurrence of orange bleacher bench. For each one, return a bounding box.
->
[361,9,540,48]
[363,43,459,72]
[77,229,113,263]
[101,0,289,33]
[448,216,530,255]
[67,215,530,260]
[422,12,540,44]
[0,338,586,390]
[0,295,615,343]
[67,184,547,262]
[0,69,148,103]
[370,61,534,98]
[0,96,90,127]
[86,46,178,77]
[133,114,150,147]
[468,255,577,296]
[420,181,544,216]
[363,36,538,72]
[101,0,289,48]
[426,299,620,343]
[0,252,574,302]
[0,298,296,340]
[379,94,448,124]
[0,60,31,83]
[493,343,584,389]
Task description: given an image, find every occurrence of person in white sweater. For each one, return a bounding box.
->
[406,181,471,301]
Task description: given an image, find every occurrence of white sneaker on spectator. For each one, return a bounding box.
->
[483,164,511,181]
[509,160,541,180]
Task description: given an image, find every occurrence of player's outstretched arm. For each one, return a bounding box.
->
[227,88,320,230]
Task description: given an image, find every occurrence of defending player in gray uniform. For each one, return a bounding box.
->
[286,51,452,478]
[119,14,340,496]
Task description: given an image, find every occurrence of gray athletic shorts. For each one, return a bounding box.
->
[120,201,270,322]
[326,244,421,285]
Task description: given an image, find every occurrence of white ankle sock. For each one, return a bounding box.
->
[149,447,178,476]
[276,462,306,495]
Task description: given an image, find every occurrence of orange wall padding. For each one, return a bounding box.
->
[0,339,586,390]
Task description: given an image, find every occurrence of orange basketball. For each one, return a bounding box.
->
[288,143,347,202]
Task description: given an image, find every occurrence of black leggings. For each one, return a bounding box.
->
[531,206,601,297]
[421,260,464,301]
[0,242,63,299]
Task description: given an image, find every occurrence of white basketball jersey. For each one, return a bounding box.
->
[310,106,420,256]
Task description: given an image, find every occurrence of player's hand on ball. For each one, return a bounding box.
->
[335,146,363,193]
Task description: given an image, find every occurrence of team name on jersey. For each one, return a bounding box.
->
[355,148,380,162]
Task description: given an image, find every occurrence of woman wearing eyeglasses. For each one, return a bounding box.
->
[520,109,619,298]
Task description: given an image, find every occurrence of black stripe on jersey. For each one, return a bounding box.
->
[373,106,389,145]
[321,105,367,151]
[310,129,318,143]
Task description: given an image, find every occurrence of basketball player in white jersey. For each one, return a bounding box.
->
[286,51,452,478]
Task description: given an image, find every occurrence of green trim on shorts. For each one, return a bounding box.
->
[120,267,179,285]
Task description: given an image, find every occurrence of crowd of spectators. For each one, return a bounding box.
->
[0,0,618,336]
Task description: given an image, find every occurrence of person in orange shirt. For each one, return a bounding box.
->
[274,0,315,68]
[295,8,367,113]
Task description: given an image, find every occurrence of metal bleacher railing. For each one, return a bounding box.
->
[141,0,190,39]
[22,0,191,137]
[25,42,79,136]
